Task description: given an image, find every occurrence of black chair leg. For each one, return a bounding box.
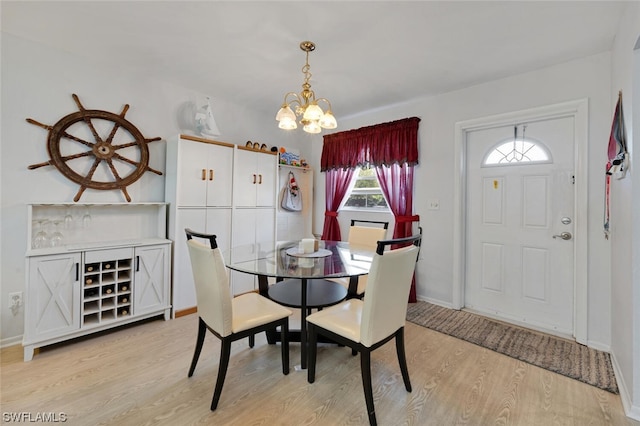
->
[280,320,290,375]
[188,317,207,377]
[211,338,232,411]
[307,323,318,383]
[395,328,412,392]
[360,350,377,426]
[249,334,255,348]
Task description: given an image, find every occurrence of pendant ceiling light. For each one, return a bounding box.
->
[275,41,337,134]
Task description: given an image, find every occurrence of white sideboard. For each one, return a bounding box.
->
[23,203,171,361]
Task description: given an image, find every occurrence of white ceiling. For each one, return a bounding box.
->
[2,1,628,119]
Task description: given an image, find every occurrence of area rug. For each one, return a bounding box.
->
[406,302,618,394]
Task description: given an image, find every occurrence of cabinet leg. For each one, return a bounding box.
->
[24,345,34,362]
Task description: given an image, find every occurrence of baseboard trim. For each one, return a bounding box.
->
[610,351,640,421]
[0,335,22,349]
[175,307,197,318]
[416,296,454,310]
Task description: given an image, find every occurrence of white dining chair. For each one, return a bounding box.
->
[185,228,292,411]
[306,233,421,426]
[332,219,388,298]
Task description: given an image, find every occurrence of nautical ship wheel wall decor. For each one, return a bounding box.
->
[27,94,163,202]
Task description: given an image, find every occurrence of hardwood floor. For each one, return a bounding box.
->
[1,313,637,425]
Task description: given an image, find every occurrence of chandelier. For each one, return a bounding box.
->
[275,41,337,134]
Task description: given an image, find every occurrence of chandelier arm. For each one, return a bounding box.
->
[316,98,333,111]
[282,92,303,107]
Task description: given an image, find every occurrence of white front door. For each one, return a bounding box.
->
[465,116,575,336]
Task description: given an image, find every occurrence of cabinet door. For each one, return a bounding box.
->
[25,253,81,341]
[234,149,258,207]
[205,144,233,207]
[255,153,277,207]
[229,208,275,295]
[177,140,233,207]
[174,208,232,311]
[134,244,170,315]
[176,140,209,207]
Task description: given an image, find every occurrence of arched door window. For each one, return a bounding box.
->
[482,125,552,166]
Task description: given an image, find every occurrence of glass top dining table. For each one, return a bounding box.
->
[223,240,375,281]
[223,240,375,369]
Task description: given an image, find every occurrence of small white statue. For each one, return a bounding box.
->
[195,96,221,137]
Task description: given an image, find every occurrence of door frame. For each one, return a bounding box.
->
[452,99,589,344]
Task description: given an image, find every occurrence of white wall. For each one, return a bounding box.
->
[312,51,613,348]
[609,2,640,419]
[0,33,295,344]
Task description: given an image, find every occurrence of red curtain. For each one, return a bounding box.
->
[320,116,421,302]
[321,117,420,171]
[376,163,420,302]
[321,168,355,241]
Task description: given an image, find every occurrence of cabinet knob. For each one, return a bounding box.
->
[209,169,214,181]
[252,174,257,184]
[258,174,262,184]
[201,169,206,181]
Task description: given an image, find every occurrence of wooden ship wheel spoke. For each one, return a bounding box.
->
[27,94,163,202]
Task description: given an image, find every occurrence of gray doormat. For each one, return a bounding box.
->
[406,302,618,394]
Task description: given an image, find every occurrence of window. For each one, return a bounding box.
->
[483,139,551,166]
[342,168,389,210]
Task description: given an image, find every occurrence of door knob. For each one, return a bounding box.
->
[561,217,572,225]
[553,232,572,240]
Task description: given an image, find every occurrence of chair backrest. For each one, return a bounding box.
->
[186,230,233,337]
[348,220,389,248]
[360,234,421,347]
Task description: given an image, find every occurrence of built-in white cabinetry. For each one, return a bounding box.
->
[165,135,235,312]
[166,135,278,311]
[229,146,278,294]
[23,203,171,361]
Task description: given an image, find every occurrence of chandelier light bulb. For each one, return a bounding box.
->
[278,116,298,130]
[319,111,337,129]
[303,103,323,121]
[303,121,322,134]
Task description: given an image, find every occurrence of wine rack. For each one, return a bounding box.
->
[82,248,133,326]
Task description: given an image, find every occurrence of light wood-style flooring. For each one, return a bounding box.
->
[1,313,637,425]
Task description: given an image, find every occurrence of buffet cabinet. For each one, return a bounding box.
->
[23,203,171,361]
[165,135,277,312]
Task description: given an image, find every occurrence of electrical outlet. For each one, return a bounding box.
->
[9,292,23,315]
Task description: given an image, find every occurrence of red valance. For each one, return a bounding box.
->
[320,117,420,171]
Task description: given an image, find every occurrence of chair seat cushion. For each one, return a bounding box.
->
[232,293,292,334]
[306,299,364,343]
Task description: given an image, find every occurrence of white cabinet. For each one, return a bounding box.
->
[167,136,279,304]
[23,203,171,361]
[230,147,278,295]
[173,136,234,207]
[230,208,276,294]
[25,253,82,343]
[172,207,231,310]
[234,147,277,207]
[166,135,237,311]
[134,244,171,315]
